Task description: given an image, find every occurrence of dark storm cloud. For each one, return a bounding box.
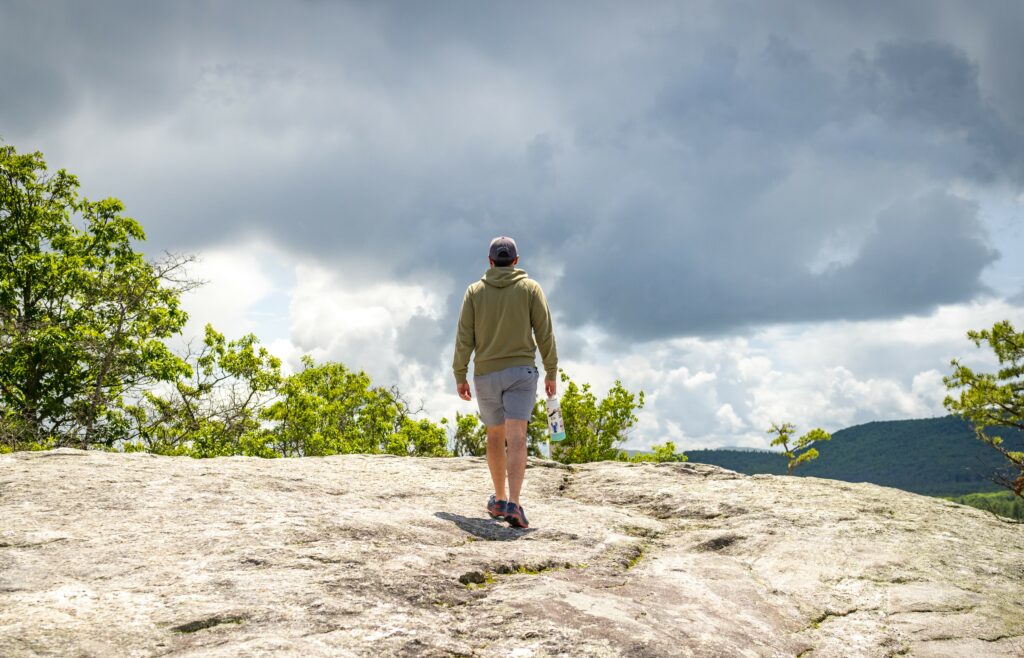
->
[1,0,1021,343]
[557,192,997,338]
[395,313,446,369]
[0,2,204,134]
[850,40,1024,182]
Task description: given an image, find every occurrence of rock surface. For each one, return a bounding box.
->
[2,448,1023,657]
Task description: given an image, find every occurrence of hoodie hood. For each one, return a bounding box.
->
[482,267,529,289]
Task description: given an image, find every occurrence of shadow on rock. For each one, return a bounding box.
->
[434,512,536,541]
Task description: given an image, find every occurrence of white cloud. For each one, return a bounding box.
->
[173,244,1024,455]
[287,263,447,370]
[558,298,1023,451]
[715,403,746,433]
[178,240,281,341]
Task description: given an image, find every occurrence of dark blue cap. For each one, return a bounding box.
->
[488,236,518,265]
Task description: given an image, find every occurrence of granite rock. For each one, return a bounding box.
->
[1,448,1022,657]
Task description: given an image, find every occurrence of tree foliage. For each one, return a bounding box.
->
[629,441,688,463]
[256,355,448,457]
[0,144,193,451]
[124,325,282,457]
[451,405,547,458]
[451,411,487,457]
[944,320,1024,498]
[551,370,644,464]
[0,144,455,459]
[945,490,1024,521]
[526,400,548,457]
[387,417,450,457]
[767,422,831,474]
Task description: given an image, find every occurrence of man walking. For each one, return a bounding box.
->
[453,237,558,529]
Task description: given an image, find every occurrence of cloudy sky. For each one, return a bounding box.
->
[3,1,1023,449]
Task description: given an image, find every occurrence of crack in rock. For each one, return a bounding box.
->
[981,634,1024,643]
[620,543,647,570]
[620,525,662,539]
[459,559,574,586]
[170,614,249,634]
[806,607,877,630]
[0,537,70,548]
[694,533,744,552]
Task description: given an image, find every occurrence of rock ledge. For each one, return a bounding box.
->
[2,448,1023,657]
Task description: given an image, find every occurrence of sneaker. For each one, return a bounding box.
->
[504,502,529,529]
[487,494,507,519]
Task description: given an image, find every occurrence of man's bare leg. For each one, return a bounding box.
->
[505,419,528,505]
[486,424,507,500]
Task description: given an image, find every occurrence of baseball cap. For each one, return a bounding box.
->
[488,236,518,265]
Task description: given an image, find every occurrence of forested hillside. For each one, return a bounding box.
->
[687,415,1024,496]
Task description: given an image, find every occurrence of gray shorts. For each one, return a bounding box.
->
[474,366,540,427]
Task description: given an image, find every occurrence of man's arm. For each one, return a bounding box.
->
[530,283,558,394]
[452,288,475,395]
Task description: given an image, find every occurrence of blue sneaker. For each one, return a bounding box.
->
[504,502,529,529]
[487,494,507,519]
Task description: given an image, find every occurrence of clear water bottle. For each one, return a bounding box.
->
[546,396,566,442]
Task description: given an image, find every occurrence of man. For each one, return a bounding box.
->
[453,236,558,529]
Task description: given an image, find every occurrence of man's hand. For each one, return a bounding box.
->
[545,378,557,398]
[457,382,472,401]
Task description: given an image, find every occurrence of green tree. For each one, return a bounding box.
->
[526,400,548,458]
[0,144,193,451]
[450,406,546,458]
[630,441,688,463]
[125,325,281,457]
[551,370,644,464]
[386,417,451,457]
[451,411,488,456]
[258,356,378,456]
[946,490,1024,521]
[256,355,437,457]
[944,320,1024,498]
[767,422,831,474]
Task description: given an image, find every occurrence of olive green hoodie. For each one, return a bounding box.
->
[452,267,558,385]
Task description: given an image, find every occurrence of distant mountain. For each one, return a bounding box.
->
[683,415,1024,496]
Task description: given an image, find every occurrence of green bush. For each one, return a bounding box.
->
[945,320,1024,498]
[550,370,644,464]
[946,490,1024,520]
[628,441,688,463]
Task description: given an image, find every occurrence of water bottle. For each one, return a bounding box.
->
[546,396,566,442]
